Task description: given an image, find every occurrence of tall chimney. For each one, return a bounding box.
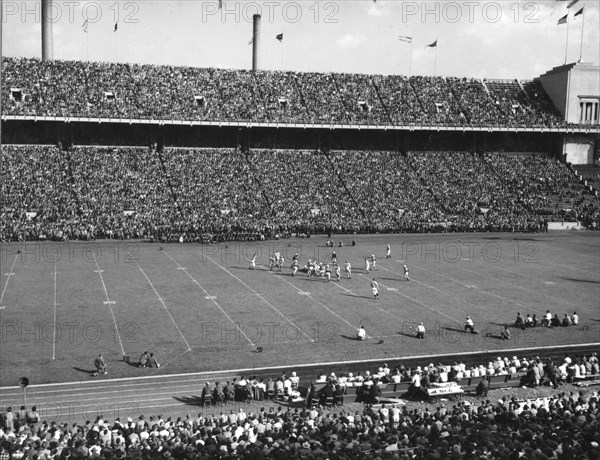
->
[42,0,54,60]
[252,14,261,71]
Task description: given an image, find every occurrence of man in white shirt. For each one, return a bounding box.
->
[464,316,478,334]
[357,325,366,341]
[416,322,425,339]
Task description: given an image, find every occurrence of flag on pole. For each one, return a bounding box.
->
[219,0,223,9]
[82,19,88,32]
[574,7,583,17]
[425,39,437,48]
[557,14,568,25]
[276,33,283,42]
[114,22,118,32]
[398,35,412,43]
[567,0,579,8]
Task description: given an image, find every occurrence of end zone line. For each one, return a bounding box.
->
[265,265,370,338]
[3,341,598,390]
[94,258,126,355]
[204,256,314,343]
[52,259,58,360]
[0,255,17,304]
[137,263,192,352]
[163,251,255,347]
[357,273,460,324]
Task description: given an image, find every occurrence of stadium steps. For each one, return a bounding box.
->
[371,77,395,125]
[156,149,185,220]
[242,149,275,217]
[321,150,368,221]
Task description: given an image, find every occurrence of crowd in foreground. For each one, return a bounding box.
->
[1,353,599,459]
[2,57,567,127]
[2,146,598,242]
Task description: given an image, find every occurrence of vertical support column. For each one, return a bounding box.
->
[42,0,54,60]
[252,14,261,71]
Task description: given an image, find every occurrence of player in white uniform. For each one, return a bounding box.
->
[331,251,337,265]
[277,256,284,271]
[291,260,298,277]
[386,244,391,259]
[365,258,371,274]
[371,254,377,271]
[249,253,257,270]
[324,265,331,282]
[344,261,352,279]
[403,264,409,281]
[371,278,380,299]
[335,265,341,282]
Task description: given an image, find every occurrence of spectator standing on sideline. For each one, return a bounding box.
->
[416,322,425,339]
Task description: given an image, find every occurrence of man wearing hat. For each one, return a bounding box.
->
[416,322,425,339]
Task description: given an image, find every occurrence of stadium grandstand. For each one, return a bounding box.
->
[1,1,600,459]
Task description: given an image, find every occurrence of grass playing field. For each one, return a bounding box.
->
[0,232,598,386]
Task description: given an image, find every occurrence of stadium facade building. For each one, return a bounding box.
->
[538,61,600,164]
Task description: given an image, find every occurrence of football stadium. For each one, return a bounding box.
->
[1,1,600,458]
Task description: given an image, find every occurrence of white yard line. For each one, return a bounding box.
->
[93,258,125,355]
[0,255,18,304]
[163,251,255,347]
[52,259,58,360]
[330,278,405,323]
[205,255,314,343]
[357,273,461,323]
[265,265,370,338]
[137,262,192,351]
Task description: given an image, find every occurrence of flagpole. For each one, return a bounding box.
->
[281,30,284,71]
[86,29,89,60]
[116,27,119,63]
[578,11,585,62]
[564,15,570,64]
[409,40,413,77]
[434,38,438,76]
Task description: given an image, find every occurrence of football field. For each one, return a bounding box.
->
[0,232,598,386]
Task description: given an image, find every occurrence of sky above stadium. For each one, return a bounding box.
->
[2,0,599,79]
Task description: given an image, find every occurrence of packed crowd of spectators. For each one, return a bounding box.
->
[3,57,573,127]
[2,146,598,242]
[311,353,599,400]
[2,353,599,459]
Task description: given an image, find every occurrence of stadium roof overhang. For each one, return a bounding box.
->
[2,115,599,134]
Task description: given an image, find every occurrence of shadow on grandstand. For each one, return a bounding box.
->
[173,395,203,406]
[340,293,373,300]
[559,277,600,284]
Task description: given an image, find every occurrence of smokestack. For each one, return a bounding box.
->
[42,0,54,60]
[252,14,261,71]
